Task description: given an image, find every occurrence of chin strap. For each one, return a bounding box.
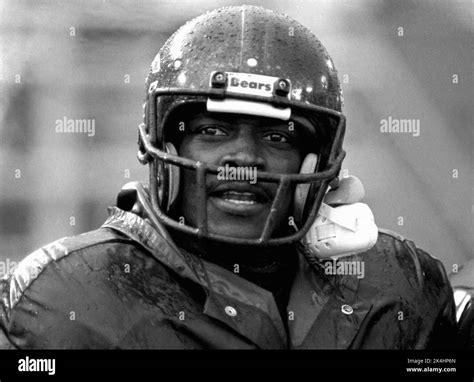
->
[302,175,378,260]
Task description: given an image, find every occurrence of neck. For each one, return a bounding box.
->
[169,228,298,309]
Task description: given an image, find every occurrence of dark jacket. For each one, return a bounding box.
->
[450,259,474,349]
[0,183,457,349]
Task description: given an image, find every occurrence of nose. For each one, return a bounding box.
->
[220,129,265,170]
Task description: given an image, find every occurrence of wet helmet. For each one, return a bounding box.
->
[137,5,346,246]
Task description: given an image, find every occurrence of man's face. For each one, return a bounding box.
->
[176,110,306,240]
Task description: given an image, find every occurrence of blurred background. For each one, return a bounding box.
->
[0,0,471,273]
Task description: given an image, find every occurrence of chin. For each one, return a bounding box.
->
[208,221,263,240]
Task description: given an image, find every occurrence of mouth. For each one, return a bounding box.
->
[209,185,271,216]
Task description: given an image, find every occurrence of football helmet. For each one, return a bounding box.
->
[137,5,346,246]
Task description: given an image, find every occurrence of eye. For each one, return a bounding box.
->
[197,126,227,136]
[263,132,289,143]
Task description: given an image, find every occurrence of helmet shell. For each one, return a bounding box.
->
[145,5,342,117]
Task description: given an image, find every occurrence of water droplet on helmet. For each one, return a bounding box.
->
[247,58,258,67]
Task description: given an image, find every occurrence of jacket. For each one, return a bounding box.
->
[450,259,474,349]
[0,182,457,349]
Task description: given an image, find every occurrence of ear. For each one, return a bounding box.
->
[165,142,180,210]
[293,153,318,224]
